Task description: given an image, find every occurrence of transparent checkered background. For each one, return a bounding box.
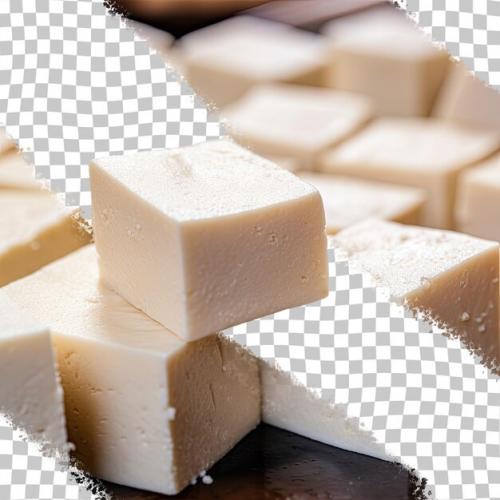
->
[1,0,500,499]
[0,416,100,499]
[401,0,500,90]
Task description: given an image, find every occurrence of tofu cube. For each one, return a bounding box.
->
[327,23,450,116]
[456,154,500,242]
[179,16,327,107]
[4,246,261,496]
[223,84,372,170]
[433,62,500,131]
[90,140,328,341]
[320,118,500,229]
[333,219,500,368]
[0,190,91,286]
[299,173,425,234]
[0,292,67,452]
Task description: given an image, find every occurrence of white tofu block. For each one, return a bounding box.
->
[0,128,16,156]
[299,173,425,234]
[320,118,500,229]
[90,139,328,341]
[433,62,500,131]
[223,84,373,170]
[179,16,328,107]
[327,22,450,116]
[261,362,389,462]
[0,190,91,286]
[456,154,500,242]
[4,246,261,495]
[263,155,301,173]
[0,292,67,452]
[333,219,500,367]
[0,152,41,190]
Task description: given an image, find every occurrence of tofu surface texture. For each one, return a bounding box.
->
[433,62,500,131]
[456,154,500,242]
[90,139,328,341]
[223,84,372,170]
[320,118,499,229]
[0,292,67,452]
[333,220,500,367]
[0,190,91,286]
[327,18,449,116]
[299,173,425,233]
[179,16,327,107]
[4,246,261,495]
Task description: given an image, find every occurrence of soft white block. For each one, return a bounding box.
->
[4,246,261,496]
[0,190,91,286]
[456,153,500,242]
[0,152,41,190]
[299,173,425,234]
[320,118,500,229]
[0,292,67,452]
[333,219,500,367]
[223,84,372,170]
[90,139,329,341]
[178,16,328,107]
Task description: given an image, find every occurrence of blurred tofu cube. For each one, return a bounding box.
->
[224,84,372,170]
[326,15,450,116]
[433,62,500,131]
[456,153,500,242]
[299,173,425,234]
[320,118,499,229]
[178,16,328,107]
[333,219,500,368]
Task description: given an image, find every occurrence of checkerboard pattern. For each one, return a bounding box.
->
[1,0,500,499]
[0,416,99,499]
[228,248,500,500]
[0,0,221,219]
[400,0,500,90]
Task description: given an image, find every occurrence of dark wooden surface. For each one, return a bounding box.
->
[105,424,416,499]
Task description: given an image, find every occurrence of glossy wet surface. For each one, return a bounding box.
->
[106,424,417,499]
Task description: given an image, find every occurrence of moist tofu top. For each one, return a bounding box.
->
[4,245,202,354]
[0,292,46,340]
[223,84,372,152]
[332,219,498,298]
[322,118,500,173]
[180,16,326,79]
[0,190,76,253]
[91,139,319,222]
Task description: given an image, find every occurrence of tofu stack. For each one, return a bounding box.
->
[5,139,330,494]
